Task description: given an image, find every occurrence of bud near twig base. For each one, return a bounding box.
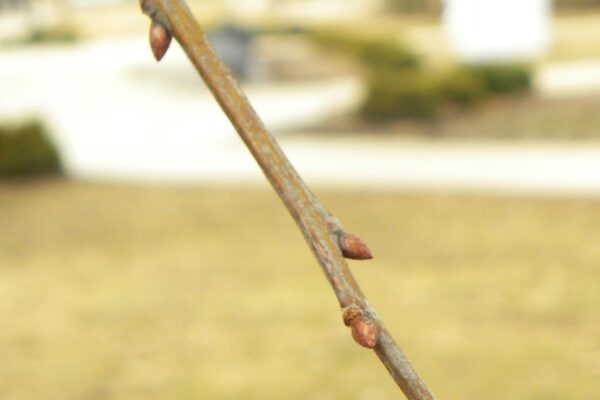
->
[343,306,380,349]
[351,315,379,349]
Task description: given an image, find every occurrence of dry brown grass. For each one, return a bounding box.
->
[425,94,600,139]
[551,11,600,62]
[1,180,599,399]
[315,92,600,139]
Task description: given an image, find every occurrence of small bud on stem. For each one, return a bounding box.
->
[342,305,380,349]
[149,20,172,61]
[343,305,362,326]
[339,233,373,260]
[351,315,380,349]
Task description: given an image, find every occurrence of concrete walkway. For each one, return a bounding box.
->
[0,35,363,181]
[537,58,600,97]
[278,138,600,196]
[3,36,600,196]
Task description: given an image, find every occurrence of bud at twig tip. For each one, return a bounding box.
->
[149,20,172,62]
[339,233,373,260]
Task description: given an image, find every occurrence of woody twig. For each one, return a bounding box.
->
[139,1,436,399]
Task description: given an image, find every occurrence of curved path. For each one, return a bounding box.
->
[3,37,600,197]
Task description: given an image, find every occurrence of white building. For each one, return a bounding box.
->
[443,0,552,63]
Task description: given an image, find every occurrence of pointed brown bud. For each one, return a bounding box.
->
[339,233,373,260]
[149,20,172,62]
[350,315,380,349]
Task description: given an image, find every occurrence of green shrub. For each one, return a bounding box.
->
[358,39,421,70]
[361,64,532,121]
[438,64,532,110]
[465,64,532,95]
[311,28,531,122]
[556,0,600,10]
[384,0,599,14]
[309,29,420,70]
[26,25,79,44]
[308,29,369,58]
[0,121,62,178]
[383,0,600,14]
[438,68,488,108]
[385,0,441,13]
[361,70,441,120]
[385,0,600,13]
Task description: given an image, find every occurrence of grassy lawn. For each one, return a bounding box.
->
[0,180,599,399]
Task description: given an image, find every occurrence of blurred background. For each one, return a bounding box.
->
[1,0,600,399]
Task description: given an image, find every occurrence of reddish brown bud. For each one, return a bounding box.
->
[342,305,362,326]
[149,20,172,62]
[339,233,373,260]
[350,315,380,349]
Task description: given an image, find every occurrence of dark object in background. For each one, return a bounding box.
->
[439,64,531,109]
[465,64,532,95]
[208,24,255,81]
[0,121,62,178]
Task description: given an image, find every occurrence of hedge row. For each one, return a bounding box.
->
[310,29,532,121]
[309,29,421,70]
[385,0,600,13]
[362,64,532,120]
[0,121,62,178]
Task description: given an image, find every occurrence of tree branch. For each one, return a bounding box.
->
[139,1,436,398]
